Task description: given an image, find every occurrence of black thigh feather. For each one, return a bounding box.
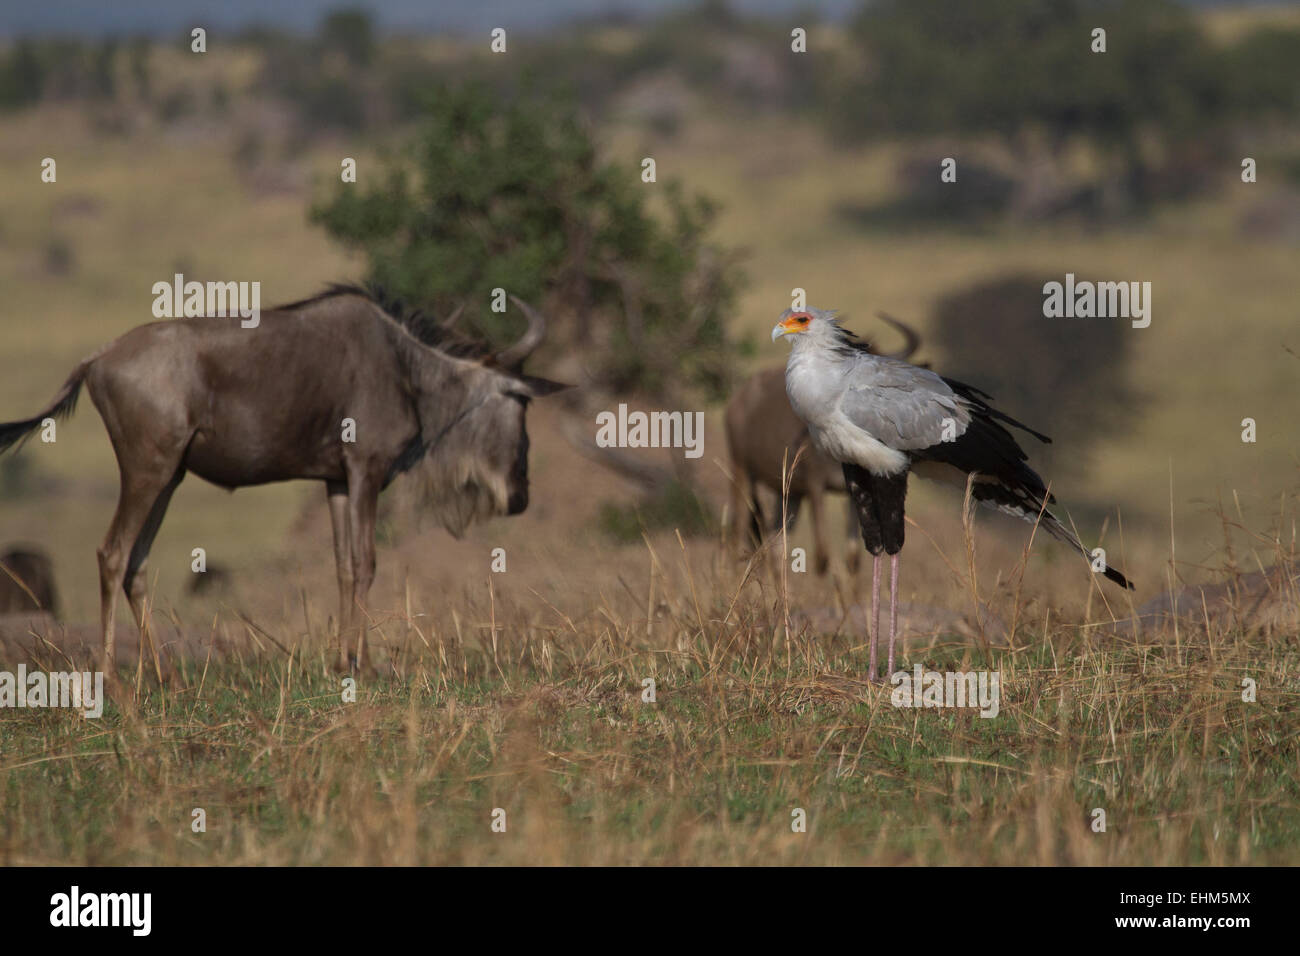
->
[843,463,908,556]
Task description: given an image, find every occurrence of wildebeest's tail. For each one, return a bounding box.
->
[0,358,93,456]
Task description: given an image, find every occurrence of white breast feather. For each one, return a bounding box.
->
[784,349,909,477]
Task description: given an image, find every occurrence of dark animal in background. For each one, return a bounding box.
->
[186,562,232,596]
[931,276,1141,473]
[0,285,567,671]
[0,546,59,616]
[725,313,920,574]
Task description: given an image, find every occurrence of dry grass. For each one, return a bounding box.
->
[1,493,1296,866]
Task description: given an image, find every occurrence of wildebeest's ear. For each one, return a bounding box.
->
[517,375,572,398]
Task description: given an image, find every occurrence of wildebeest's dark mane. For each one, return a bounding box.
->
[275,283,492,360]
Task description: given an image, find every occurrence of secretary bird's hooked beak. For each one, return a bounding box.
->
[771,311,813,342]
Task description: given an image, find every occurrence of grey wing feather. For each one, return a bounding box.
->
[837,355,972,451]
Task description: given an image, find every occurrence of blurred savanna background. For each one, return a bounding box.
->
[0,0,1297,866]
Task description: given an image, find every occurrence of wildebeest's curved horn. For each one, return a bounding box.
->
[444,303,465,328]
[495,295,548,368]
[875,311,921,361]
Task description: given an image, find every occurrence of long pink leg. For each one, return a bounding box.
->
[869,555,881,682]
[887,553,900,678]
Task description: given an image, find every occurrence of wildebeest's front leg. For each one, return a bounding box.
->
[344,466,382,672]
[325,480,354,670]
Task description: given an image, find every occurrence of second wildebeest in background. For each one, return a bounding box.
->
[0,546,59,616]
[0,285,567,671]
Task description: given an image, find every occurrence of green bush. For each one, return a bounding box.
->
[311,83,743,401]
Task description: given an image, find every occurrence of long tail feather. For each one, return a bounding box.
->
[969,477,1133,589]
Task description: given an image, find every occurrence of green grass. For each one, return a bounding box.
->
[2,598,1295,865]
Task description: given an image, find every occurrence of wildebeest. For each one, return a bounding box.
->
[0,285,566,671]
[186,561,232,596]
[725,314,920,574]
[0,545,59,616]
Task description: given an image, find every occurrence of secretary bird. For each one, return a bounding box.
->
[771,307,1132,682]
[726,312,922,575]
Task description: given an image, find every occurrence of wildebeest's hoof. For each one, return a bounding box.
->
[333,653,379,680]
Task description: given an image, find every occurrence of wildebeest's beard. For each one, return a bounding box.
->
[411,395,526,538]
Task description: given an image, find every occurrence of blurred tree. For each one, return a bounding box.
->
[1223,27,1300,118]
[247,10,376,133]
[836,0,1228,213]
[0,39,45,111]
[311,84,743,401]
[128,36,151,101]
[320,8,376,69]
[39,40,91,101]
[90,39,117,101]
